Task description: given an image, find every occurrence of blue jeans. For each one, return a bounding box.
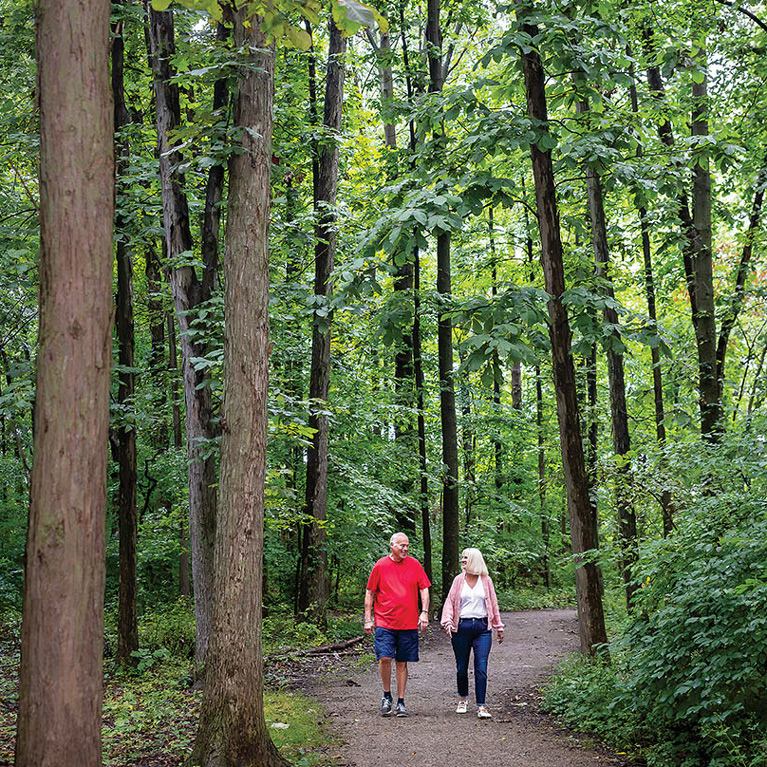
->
[451,617,492,705]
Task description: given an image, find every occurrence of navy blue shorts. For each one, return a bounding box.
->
[374,627,419,662]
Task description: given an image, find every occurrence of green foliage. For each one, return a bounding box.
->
[138,598,197,659]
[544,432,767,766]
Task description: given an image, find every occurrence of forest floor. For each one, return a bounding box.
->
[0,609,641,766]
[297,608,640,767]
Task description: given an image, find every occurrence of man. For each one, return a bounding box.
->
[364,532,431,717]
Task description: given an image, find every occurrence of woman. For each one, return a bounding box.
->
[440,548,504,719]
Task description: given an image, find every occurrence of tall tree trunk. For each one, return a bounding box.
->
[299,21,346,620]
[190,11,287,765]
[488,208,504,491]
[145,243,169,448]
[15,0,113,761]
[147,5,217,672]
[400,3,431,574]
[644,25,719,439]
[690,44,719,439]
[112,9,138,664]
[413,248,433,582]
[628,61,674,535]
[536,367,550,587]
[515,0,607,655]
[716,166,767,396]
[459,359,476,526]
[371,28,416,532]
[579,115,637,610]
[427,0,460,602]
[167,309,190,596]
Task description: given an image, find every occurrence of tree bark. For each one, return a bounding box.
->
[400,5,431,575]
[112,5,139,667]
[690,46,719,439]
[190,9,286,764]
[715,167,767,404]
[413,248,433,582]
[628,61,674,535]
[580,128,638,611]
[147,5,218,672]
[299,21,346,620]
[145,244,169,448]
[489,208,504,491]
[372,28,416,532]
[515,1,607,655]
[15,0,113,762]
[427,0,460,602]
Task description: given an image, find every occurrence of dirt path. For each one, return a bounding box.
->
[309,609,626,767]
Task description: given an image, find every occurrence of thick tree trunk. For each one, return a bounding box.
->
[112,7,139,666]
[299,21,346,620]
[515,2,607,655]
[190,12,286,765]
[15,0,113,762]
[147,6,217,672]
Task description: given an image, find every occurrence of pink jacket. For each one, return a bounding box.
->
[440,573,505,633]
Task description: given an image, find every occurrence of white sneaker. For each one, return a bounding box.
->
[477,706,492,719]
[455,699,468,714]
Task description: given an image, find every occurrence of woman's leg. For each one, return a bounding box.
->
[471,629,492,705]
[451,624,472,698]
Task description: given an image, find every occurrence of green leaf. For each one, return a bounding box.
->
[332,0,388,33]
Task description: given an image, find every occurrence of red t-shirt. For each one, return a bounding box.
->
[366,555,431,630]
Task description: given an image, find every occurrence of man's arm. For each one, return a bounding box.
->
[364,589,375,636]
[418,587,430,630]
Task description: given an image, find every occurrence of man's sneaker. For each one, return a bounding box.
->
[477,705,492,719]
[396,702,409,717]
[380,696,393,716]
[455,699,468,714]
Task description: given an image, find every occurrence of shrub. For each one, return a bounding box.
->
[138,597,196,659]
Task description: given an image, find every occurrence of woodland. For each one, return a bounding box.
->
[0,0,766,764]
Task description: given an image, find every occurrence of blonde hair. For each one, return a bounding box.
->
[462,548,488,576]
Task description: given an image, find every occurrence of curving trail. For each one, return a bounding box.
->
[311,609,628,767]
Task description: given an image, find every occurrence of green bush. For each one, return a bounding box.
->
[544,494,767,766]
[138,597,196,659]
[615,500,767,765]
[543,653,644,756]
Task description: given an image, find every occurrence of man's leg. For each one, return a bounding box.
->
[379,657,393,693]
[395,660,408,699]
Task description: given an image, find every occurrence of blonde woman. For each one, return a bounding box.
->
[440,548,504,719]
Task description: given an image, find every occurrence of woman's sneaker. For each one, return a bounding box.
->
[455,700,468,714]
[477,705,492,719]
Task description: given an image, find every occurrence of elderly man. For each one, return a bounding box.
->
[364,532,431,717]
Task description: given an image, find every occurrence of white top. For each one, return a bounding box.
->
[459,577,488,619]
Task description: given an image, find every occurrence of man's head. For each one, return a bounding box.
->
[389,533,410,562]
